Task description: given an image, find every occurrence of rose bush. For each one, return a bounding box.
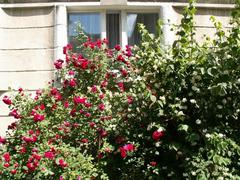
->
[1,0,240,179]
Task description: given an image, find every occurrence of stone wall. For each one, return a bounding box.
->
[172,7,232,43]
[0,6,55,136]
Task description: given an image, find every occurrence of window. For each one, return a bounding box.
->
[127,13,159,45]
[68,11,158,49]
[68,13,101,47]
[107,12,120,48]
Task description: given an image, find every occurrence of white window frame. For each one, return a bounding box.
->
[67,7,160,47]
[54,2,176,59]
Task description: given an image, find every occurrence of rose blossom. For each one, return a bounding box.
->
[117,54,125,62]
[152,130,165,141]
[127,96,134,104]
[73,96,86,105]
[63,44,72,54]
[9,109,21,119]
[98,103,105,111]
[69,78,77,87]
[33,113,45,122]
[3,152,10,162]
[44,151,55,160]
[2,96,12,105]
[114,44,121,51]
[54,59,64,69]
[59,159,68,168]
[123,144,135,151]
[0,136,6,144]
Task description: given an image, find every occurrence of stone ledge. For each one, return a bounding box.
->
[0,71,54,90]
[0,27,54,49]
[0,49,54,71]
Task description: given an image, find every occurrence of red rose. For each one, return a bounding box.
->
[20,147,26,154]
[3,152,10,162]
[70,108,76,117]
[152,130,164,141]
[69,78,77,87]
[50,87,58,95]
[10,169,17,174]
[33,154,42,161]
[64,101,69,108]
[123,144,135,151]
[114,44,121,51]
[85,112,91,117]
[39,104,45,111]
[91,85,98,93]
[119,147,127,158]
[73,96,86,105]
[59,159,68,168]
[33,113,45,122]
[89,122,96,128]
[63,44,72,54]
[100,80,108,88]
[120,69,128,77]
[3,163,10,168]
[44,151,55,160]
[80,59,90,69]
[0,136,6,144]
[54,59,64,69]
[127,96,134,104]
[84,102,92,108]
[81,138,88,143]
[18,87,23,92]
[103,38,108,44]
[117,54,125,62]
[150,161,157,167]
[99,93,105,99]
[2,96,12,105]
[26,162,35,171]
[98,128,108,138]
[117,82,125,91]
[98,103,105,111]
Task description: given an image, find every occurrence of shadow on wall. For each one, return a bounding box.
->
[0,0,100,3]
[128,0,234,4]
[174,7,232,17]
[2,7,52,17]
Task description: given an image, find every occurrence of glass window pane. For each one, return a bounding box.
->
[68,13,101,49]
[127,13,158,45]
[107,13,120,49]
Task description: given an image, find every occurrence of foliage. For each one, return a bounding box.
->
[0,0,240,179]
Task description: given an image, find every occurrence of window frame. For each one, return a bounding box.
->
[67,7,160,47]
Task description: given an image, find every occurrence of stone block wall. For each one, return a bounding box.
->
[172,7,232,43]
[0,6,55,136]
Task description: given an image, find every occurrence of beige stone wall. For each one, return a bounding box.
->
[0,6,55,135]
[171,6,232,43]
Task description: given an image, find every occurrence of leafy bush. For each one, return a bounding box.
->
[1,0,240,179]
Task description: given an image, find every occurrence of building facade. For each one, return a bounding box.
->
[0,0,235,135]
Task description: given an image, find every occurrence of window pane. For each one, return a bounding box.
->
[107,13,120,49]
[68,13,101,49]
[127,13,158,45]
